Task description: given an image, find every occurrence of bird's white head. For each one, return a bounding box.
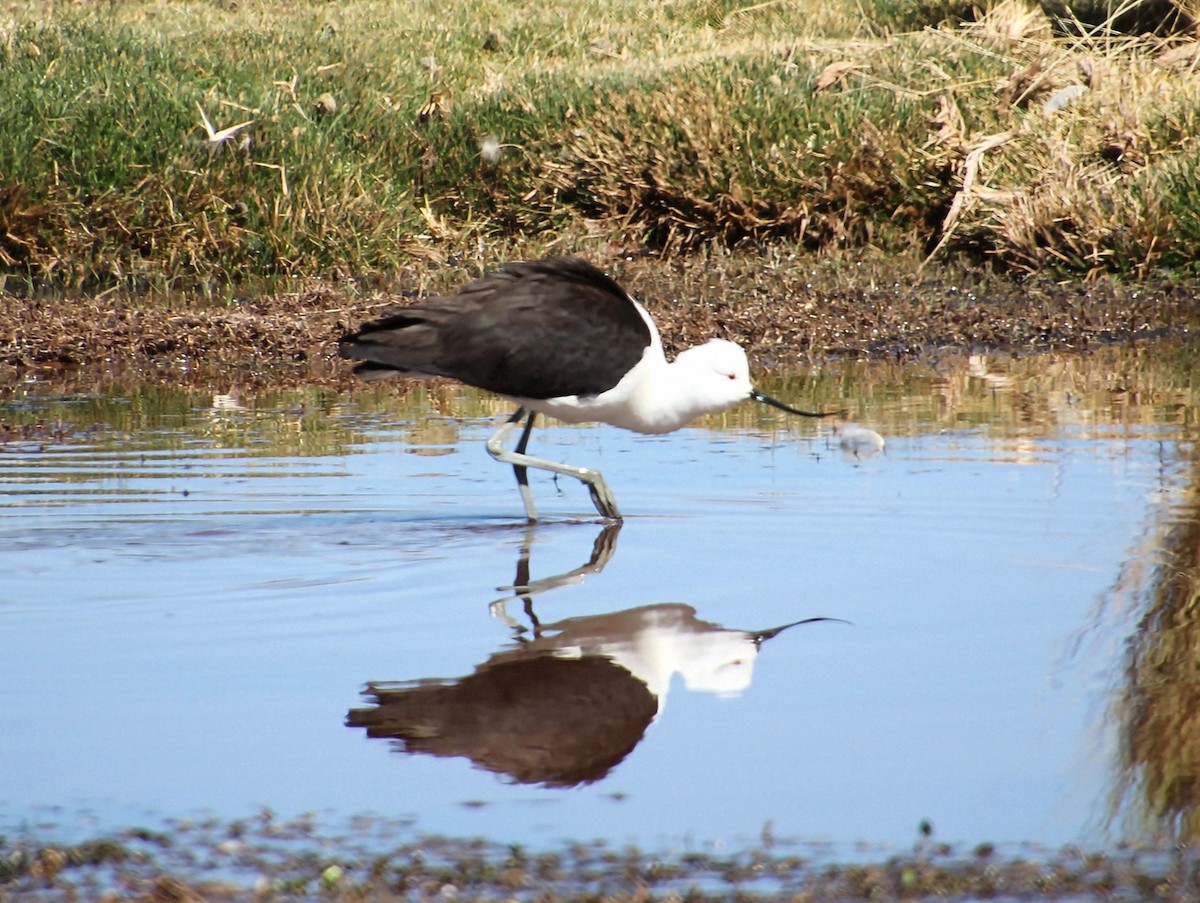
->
[672,339,754,414]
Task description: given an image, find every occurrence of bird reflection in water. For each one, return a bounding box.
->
[346,524,840,787]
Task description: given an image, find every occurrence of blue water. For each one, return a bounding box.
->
[0,358,1194,854]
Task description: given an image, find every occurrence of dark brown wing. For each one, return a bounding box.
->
[338,258,653,399]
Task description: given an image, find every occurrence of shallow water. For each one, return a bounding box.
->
[3,346,1200,855]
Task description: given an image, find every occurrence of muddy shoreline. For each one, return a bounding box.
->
[3,257,1198,392]
[1,812,1193,902]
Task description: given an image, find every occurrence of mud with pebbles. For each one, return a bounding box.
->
[3,811,1199,902]
[2,255,1197,393]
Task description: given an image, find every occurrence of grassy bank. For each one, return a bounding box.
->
[2,0,1200,293]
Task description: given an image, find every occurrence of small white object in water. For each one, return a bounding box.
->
[836,423,886,460]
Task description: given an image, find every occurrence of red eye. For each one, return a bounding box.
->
[727,373,736,380]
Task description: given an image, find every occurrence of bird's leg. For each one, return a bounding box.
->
[486,407,623,521]
[584,478,621,521]
[486,408,540,521]
[513,408,537,500]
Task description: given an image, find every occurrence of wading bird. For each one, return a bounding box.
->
[339,257,833,520]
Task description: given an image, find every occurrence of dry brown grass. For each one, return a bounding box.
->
[906,1,1200,274]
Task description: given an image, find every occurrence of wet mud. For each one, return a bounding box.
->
[2,255,1197,391]
[2,813,1196,902]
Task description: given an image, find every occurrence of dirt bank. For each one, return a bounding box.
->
[2,255,1198,391]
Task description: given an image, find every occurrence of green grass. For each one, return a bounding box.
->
[1,0,1199,292]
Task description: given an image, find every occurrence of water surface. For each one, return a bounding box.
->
[2,347,1199,854]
